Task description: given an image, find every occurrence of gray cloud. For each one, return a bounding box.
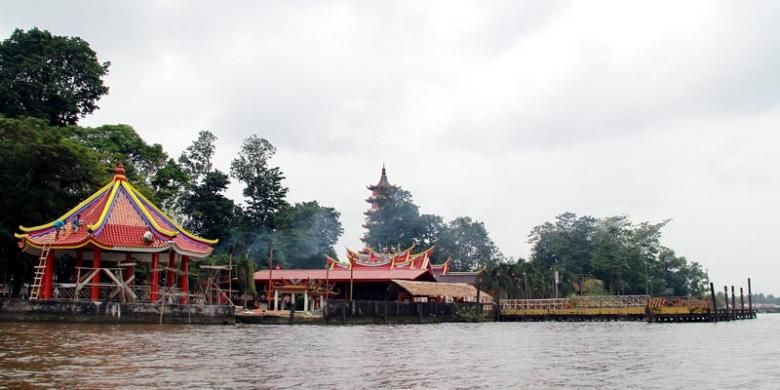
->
[3,0,779,294]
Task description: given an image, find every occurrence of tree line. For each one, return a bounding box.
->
[1,28,712,299]
[477,212,710,299]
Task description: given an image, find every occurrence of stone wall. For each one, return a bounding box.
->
[0,299,234,325]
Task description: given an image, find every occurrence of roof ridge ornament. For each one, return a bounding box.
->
[114,163,127,181]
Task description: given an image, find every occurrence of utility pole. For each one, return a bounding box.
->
[523,272,529,300]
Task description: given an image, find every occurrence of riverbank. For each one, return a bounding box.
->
[0,299,234,325]
[1,315,777,388]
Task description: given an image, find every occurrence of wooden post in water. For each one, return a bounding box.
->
[709,282,718,322]
[739,287,745,318]
[289,299,295,324]
[723,286,730,321]
[748,278,754,318]
[731,285,736,321]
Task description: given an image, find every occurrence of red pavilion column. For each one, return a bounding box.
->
[124,252,134,285]
[150,252,160,302]
[75,249,83,269]
[179,256,189,304]
[91,248,102,301]
[42,249,55,299]
[166,251,176,288]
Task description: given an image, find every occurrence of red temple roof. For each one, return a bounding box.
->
[253,268,434,282]
[325,245,450,275]
[15,164,216,258]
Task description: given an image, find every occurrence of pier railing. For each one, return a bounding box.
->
[324,299,493,323]
[501,295,649,311]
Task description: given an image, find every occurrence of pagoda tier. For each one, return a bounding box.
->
[16,164,216,259]
[326,245,451,275]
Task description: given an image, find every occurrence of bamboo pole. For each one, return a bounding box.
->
[709,282,718,322]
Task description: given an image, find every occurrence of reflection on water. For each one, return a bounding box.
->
[1,315,779,389]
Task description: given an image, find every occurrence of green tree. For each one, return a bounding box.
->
[179,130,216,182]
[70,124,188,210]
[0,117,106,293]
[180,170,239,241]
[437,217,502,271]
[275,201,343,268]
[178,130,238,242]
[528,212,597,294]
[414,214,444,250]
[362,188,421,250]
[528,212,707,297]
[230,135,288,229]
[0,28,109,126]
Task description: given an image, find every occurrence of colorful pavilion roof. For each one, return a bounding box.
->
[325,245,450,274]
[15,164,216,258]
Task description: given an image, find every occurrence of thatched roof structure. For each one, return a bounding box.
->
[391,280,493,302]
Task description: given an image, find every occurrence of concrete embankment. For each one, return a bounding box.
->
[0,299,234,325]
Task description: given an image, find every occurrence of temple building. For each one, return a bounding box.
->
[254,166,488,313]
[363,164,396,230]
[15,164,221,305]
[253,245,454,311]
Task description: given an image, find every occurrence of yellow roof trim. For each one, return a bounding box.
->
[86,181,121,232]
[22,238,116,252]
[120,181,178,238]
[126,182,218,244]
[18,181,114,232]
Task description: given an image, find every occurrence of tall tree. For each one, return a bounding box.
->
[362,188,421,250]
[70,124,188,211]
[230,135,288,229]
[180,170,239,241]
[177,130,237,241]
[528,212,708,297]
[275,201,343,268]
[436,217,503,271]
[0,117,106,293]
[0,28,109,126]
[178,130,217,183]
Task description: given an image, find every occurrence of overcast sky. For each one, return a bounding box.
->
[4,1,779,294]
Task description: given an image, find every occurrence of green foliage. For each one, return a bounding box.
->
[363,188,422,250]
[0,117,106,288]
[274,201,343,268]
[454,303,484,322]
[230,135,289,229]
[0,28,109,126]
[177,131,238,242]
[528,212,709,297]
[178,130,216,182]
[362,184,502,271]
[69,124,188,209]
[180,170,239,241]
[436,217,502,271]
[477,260,549,300]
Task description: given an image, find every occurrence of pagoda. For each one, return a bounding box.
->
[15,164,217,304]
[253,166,458,311]
[363,164,397,229]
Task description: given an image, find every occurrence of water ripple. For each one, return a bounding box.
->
[1,315,779,389]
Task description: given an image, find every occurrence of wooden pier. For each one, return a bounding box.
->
[500,281,758,323]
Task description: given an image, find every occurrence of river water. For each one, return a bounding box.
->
[1,315,778,389]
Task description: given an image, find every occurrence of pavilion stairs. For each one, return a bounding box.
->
[29,244,50,300]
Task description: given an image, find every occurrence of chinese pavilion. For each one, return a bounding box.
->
[253,245,451,311]
[253,166,465,312]
[15,164,217,304]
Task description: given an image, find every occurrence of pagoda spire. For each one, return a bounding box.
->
[376,163,391,188]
